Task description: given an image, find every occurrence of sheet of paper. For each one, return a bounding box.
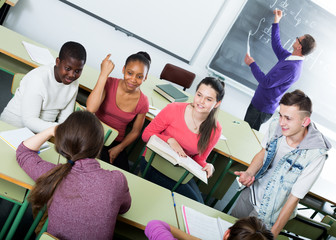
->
[22,41,55,65]
[0,127,49,151]
[148,105,161,116]
[220,134,227,141]
[217,217,233,239]
[247,31,251,55]
[181,205,222,240]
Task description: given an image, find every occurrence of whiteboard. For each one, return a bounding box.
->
[60,0,226,63]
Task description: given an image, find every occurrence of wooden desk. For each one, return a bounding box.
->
[172,192,236,233]
[0,26,99,92]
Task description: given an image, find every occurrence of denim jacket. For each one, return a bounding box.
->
[254,116,331,228]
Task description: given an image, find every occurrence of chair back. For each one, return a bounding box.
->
[160,63,195,91]
[74,102,119,146]
[144,148,193,184]
[322,215,336,238]
[283,214,330,240]
[11,73,25,96]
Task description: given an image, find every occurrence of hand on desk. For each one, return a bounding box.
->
[234,171,255,187]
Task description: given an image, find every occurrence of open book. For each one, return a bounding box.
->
[146,135,207,184]
[182,205,232,240]
[0,127,49,152]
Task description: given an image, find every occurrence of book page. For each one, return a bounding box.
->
[0,127,49,151]
[147,135,179,165]
[181,205,221,240]
[217,217,233,239]
[179,156,207,184]
[22,41,55,65]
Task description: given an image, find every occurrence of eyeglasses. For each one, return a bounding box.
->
[296,37,302,46]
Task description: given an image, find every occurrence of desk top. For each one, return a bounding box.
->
[5,0,18,7]
[0,26,99,91]
[172,192,236,233]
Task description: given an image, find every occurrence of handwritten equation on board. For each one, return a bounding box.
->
[247,0,322,71]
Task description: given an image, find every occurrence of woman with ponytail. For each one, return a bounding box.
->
[16,111,131,239]
[141,77,225,203]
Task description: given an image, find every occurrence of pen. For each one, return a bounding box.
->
[172,192,180,229]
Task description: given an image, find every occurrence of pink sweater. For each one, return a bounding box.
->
[95,77,149,142]
[16,143,131,240]
[142,102,222,167]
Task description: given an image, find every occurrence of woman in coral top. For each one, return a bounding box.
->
[141,77,225,202]
[87,52,150,171]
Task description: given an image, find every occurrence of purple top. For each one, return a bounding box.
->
[250,23,303,114]
[145,220,177,240]
[16,143,131,240]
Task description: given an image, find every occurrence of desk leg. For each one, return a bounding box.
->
[0,204,20,239]
[142,152,155,178]
[5,190,30,240]
[204,158,233,205]
[172,170,189,192]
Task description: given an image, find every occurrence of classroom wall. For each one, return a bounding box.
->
[4,0,260,129]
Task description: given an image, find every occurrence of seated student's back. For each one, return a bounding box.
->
[16,111,131,239]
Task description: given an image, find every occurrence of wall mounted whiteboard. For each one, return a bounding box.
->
[60,0,226,63]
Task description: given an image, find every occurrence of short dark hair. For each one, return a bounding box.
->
[228,217,274,240]
[59,41,87,63]
[125,51,151,72]
[301,34,316,56]
[280,89,312,116]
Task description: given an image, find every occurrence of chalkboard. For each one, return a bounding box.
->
[59,0,225,63]
[208,0,336,130]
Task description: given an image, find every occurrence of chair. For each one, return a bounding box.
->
[282,214,330,240]
[11,73,25,96]
[160,63,195,91]
[321,215,336,239]
[74,102,119,146]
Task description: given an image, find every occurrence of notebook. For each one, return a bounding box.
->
[0,127,50,152]
[154,83,188,102]
[181,205,232,240]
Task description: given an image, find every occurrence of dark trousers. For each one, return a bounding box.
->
[244,103,273,131]
[100,141,130,171]
[140,157,204,203]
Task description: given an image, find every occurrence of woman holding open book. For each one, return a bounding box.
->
[141,77,224,203]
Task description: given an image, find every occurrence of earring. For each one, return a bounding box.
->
[302,125,305,128]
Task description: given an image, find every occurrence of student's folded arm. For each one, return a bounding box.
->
[57,93,77,124]
[21,91,57,133]
[142,105,173,143]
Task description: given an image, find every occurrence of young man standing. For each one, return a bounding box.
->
[232,90,331,238]
[244,9,316,130]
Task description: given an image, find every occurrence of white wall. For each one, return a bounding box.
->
[4,0,254,125]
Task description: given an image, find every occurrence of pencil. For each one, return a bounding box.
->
[172,192,180,229]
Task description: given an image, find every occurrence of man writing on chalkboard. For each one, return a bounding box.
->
[244,9,316,131]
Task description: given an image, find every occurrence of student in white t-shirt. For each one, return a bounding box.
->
[231,90,331,238]
[0,41,86,133]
